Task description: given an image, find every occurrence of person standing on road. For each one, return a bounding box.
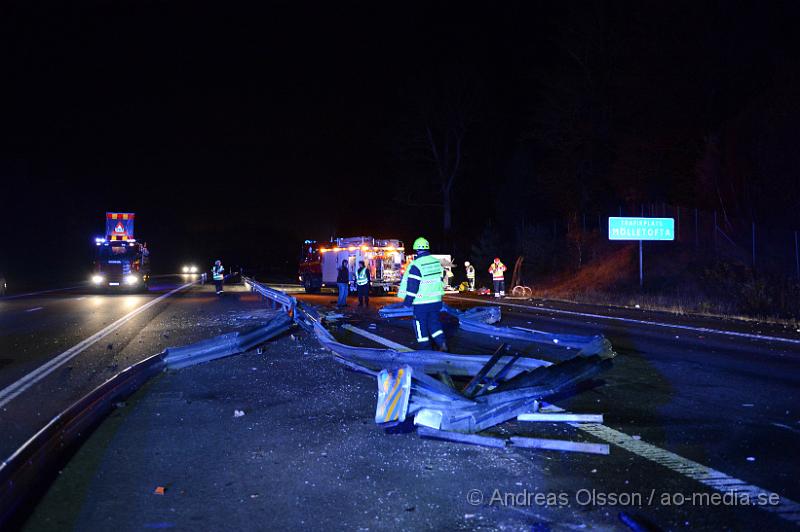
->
[488,257,506,298]
[212,259,225,295]
[464,261,475,291]
[356,260,371,308]
[336,260,349,308]
[398,237,448,352]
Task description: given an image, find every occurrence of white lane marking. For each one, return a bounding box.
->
[0,281,198,409]
[446,296,800,346]
[574,422,800,523]
[0,285,85,301]
[25,307,44,313]
[351,322,800,525]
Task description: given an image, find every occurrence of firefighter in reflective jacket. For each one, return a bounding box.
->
[212,259,225,295]
[488,257,506,298]
[398,237,448,351]
[464,261,476,291]
[356,260,371,308]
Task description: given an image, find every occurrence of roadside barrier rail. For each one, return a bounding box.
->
[0,279,293,530]
[243,276,297,315]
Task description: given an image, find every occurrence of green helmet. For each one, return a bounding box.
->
[413,237,430,250]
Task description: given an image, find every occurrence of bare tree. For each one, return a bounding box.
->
[424,115,465,237]
[395,64,480,242]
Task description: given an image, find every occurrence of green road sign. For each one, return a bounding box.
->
[608,217,675,241]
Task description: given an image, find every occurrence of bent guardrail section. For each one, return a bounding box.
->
[243,276,296,315]
[164,313,293,369]
[379,301,614,357]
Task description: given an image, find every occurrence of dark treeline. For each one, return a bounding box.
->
[391,1,800,265]
[1,1,798,299]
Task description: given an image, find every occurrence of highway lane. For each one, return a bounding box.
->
[0,277,265,459]
[292,290,800,513]
[0,276,200,390]
[32,286,799,530]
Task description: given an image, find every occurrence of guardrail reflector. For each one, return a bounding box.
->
[375,365,412,425]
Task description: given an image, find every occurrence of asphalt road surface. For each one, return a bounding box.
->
[18,285,800,530]
[0,276,266,460]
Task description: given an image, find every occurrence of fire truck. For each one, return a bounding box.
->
[298,237,405,293]
[90,212,151,291]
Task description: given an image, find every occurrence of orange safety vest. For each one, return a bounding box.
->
[489,261,506,280]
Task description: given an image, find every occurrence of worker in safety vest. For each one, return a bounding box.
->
[464,261,475,291]
[488,257,506,298]
[398,237,448,351]
[356,260,371,308]
[212,259,225,295]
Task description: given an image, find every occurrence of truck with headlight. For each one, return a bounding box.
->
[90,212,151,291]
[298,237,405,293]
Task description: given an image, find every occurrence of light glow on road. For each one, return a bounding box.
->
[122,296,141,309]
[0,280,200,409]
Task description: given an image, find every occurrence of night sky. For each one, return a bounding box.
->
[1,1,798,288]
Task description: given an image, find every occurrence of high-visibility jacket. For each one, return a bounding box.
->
[489,261,506,280]
[398,254,444,305]
[356,267,370,286]
[465,265,475,279]
[212,265,224,281]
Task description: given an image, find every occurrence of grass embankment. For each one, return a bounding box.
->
[526,245,799,327]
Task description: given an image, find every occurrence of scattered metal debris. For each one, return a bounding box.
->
[164,313,293,369]
[517,413,604,423]
[245,278,617,449]
[379,302,614,357]
[509,436,610,455]
[310,320,613,433]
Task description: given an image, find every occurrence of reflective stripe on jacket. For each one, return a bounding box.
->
[212,265,224,280]
[465,265,475,279]
[489,262,506,280]
[356,267,370,286]
[398,254,444,305]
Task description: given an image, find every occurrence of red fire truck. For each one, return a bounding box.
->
[298,236,405,293]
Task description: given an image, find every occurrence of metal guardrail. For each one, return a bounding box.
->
[0,278,295,530]
[164,314,293,369]
[243,276,297,315]
[0,354,164,530]
[378,301,614,357]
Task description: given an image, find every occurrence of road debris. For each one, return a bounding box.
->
[509,436,610,455]
[517,413,603,423]
[234,410,245,418]
[311,320,613,433]
[379,302,614,357]
[250,279,616,449]
[153,486,166,495]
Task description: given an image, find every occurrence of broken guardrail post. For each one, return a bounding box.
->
[509,436,610,455]
[417,426,507,448]
[517,413,604,423]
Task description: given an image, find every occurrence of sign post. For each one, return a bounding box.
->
[639,240,643,288]
[608,217,675,288]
